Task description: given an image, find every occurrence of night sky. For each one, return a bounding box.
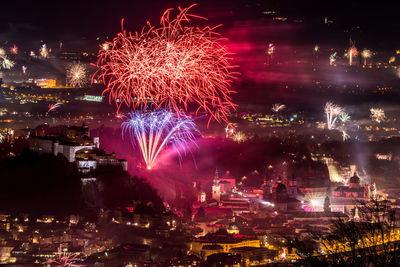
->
[1,0,399,48]
[1,0,399,111]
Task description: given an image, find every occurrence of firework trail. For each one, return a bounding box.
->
[122,108,199,170]
[10,45,18,55]
[1,56,15,69]
[348,39,358,66]
[361,49,371,66]
[59,41,63,49]
[40,44,49,58]
[22,66,27,74]
[329,52,337,66]
[342,130,349,142]
[95,4,237,125]
[66,62,88,87]
[370,108,386,123]
[45,246,85,267]
[389,56,396,64]
[325,102,343,130]
[48,103,63,113]
[271,103,286,113]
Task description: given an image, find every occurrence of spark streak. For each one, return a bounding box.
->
[122,108,199,169]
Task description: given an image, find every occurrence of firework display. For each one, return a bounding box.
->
[66,62,88,87]
[1,56,15,69]
[324,102,343,130]
[342,130,349,142]
[271,103,286,113]
[40,44,49,58]
[22,65,27,74]
[329,52,337,66]
[10,45,18,55]
[339,112,350,123]
[0,48,5,57]
[232,131,246,143]
[45,247,84,267]
[95,5,237,124]
[361,49,371,66]
[348,45,358,66]
[122,108,199,170]
[48,103,63,113]
[370,108,386,123]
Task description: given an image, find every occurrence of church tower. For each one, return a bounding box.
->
[212,169,221,201]
[289,176,298,199]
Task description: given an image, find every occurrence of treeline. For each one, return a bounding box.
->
[0,150,164,219]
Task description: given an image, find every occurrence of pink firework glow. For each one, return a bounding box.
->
[94,4,237,125]
[45,247,85,267]
[10,45,18,55]
[48,103,63,113]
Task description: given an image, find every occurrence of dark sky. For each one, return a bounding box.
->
[1,0,399,48]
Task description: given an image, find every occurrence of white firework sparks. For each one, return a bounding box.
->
[272,103,286,113]
[370,108,386,123]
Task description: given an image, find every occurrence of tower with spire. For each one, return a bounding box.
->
[212,169,221,201]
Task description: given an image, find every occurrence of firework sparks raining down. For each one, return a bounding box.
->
[342,130,349,142]
[271,103,286,113]
[122,108,199,170]
[66,62,88,87]
[329,52,337,66]
[370,108,386,123]
[10,45,18,55]
[40,44,49,58]
[95,5,237,125]
[48,103,63,113]
[1,56,15,69]
[361,49,372,65]
[324,102,343,130]
[45,246,85,267]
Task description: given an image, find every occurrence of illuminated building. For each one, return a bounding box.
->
[265,177,302,212]
[75,149,128,172]
[35,79,57,88]
[331,173,371,214]
[29,125,99,162]
[191,232,260,259]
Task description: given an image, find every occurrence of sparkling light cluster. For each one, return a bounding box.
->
[324,102,343,130]
[370,108,386,123]
[66,62,88,87]
[95,4,237,124]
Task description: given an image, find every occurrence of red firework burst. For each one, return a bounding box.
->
[94,4,237,124]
